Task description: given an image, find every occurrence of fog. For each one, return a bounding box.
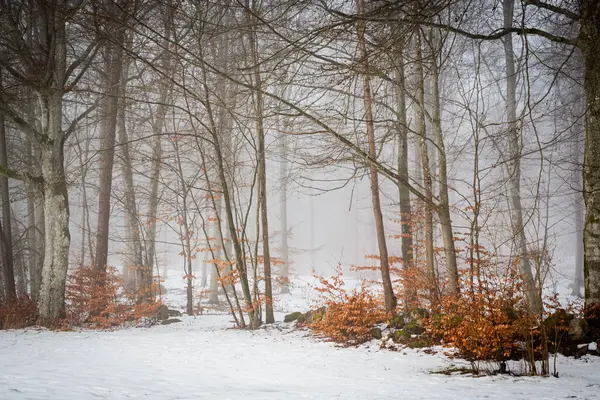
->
[0,0,589,321]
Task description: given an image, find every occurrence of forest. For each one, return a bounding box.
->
[1,0,600,396]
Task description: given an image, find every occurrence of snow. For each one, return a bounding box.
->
[1,315,600,399]
[1,273,600,399]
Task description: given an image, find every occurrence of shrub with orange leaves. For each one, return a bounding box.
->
[427,263,533,362]
[0,296,37,329]
[309,265,388,345]
[66,265,161,329]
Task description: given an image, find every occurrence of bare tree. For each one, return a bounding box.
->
[0,0,99,323]
[356,0,397,313]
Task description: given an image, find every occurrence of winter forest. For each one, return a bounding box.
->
[1,0,600,398]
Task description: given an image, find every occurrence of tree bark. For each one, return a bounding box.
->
[117,34,145,295]
[0,73,15,300]
[146,3,174,291]
[581,0,600,308]
[357,0,397,313]
[393,42,415,309]
[414,31,437,304]
[34,8,71,323]
[208,194,222,304]
[94,26,126,271]
[503,0,541,313]
[37,94,70,323]
[252,39,275,324]
[278,111,290,294]
[430,34,459,294]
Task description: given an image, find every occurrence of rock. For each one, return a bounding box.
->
[575,343,589,359]
[284,312,303,323]
[391,329,411,343]
[168,309,182,317]
[161,318,182,325]
[371,327,382,339]
[389,314,405,329]
[156,305,170,321]
[404,322,426,335]
[304,307,326,324]
[409,308,429,328]
[569,318,588,342]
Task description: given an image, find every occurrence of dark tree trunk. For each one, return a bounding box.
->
[0,77,15,300]
[581,0,600,308]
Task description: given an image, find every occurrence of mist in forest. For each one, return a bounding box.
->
[0,0,595,328]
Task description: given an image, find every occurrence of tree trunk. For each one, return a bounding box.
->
[278,115,290,294]
[172,140,195,316]
[37,92,70,322]
[208,194,222,304]
[572,115,585,297]
[146,4,174,291]
[430,35,459,294]
[94,31,125,271]
[503,0,540,313]
[414,31,437,304]
[33,180,45,300]
[393,43,414,308]
[0,76,16,300]
[117,36,145,296]
[214,133,259,327]
[11,209,28,295]
[35,9,71,323]
[246,0,274,324]
[25,143,38,298]
[581,0,600,308]
[253,50,275,324]
[357,0,397,313]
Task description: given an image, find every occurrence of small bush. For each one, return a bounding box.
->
[66,265,161,329]
[427,264,533,362]
[0,296,37,329]
[309,266,388,345]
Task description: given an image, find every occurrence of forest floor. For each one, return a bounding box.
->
[1,274,600,399]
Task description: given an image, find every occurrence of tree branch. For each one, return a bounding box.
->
[0,163,42,184]
[319,4,578,47]
[523,0,579,21]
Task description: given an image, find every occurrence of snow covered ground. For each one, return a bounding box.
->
[1,273,600,399]
[1,314,600,399]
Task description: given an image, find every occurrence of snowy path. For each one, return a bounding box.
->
[1,314,599,399]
